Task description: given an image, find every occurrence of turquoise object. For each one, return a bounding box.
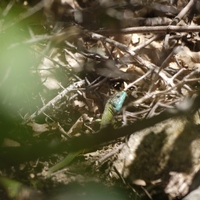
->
[48,91,127,174]
[101,91,127,128]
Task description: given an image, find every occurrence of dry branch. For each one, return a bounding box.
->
[2,94,200,165]
[22,80,85,124]
[98,25,200,34]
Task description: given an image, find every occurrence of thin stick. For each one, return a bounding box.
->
[97,25,200,34]
[22,80,85,124]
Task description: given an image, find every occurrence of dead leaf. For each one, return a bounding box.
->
[176,46,200,69]
[27,122,49,133]
[2,138,20,147]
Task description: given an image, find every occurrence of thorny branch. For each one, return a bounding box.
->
[22,80,85,124]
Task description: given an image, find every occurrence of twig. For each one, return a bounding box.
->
[127,69,200,107]
[164,0,196,48]
[134,55,174,86]
[171,0,196,25]
[3,1,44,30]
[124,70,152,91]
[86,31,172,84]
[97,25,200,34]
[131,34,159,52]
[98,143,124,164]
[22,80,85,124]
[2,95,200,164]
[148,46,183,92]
